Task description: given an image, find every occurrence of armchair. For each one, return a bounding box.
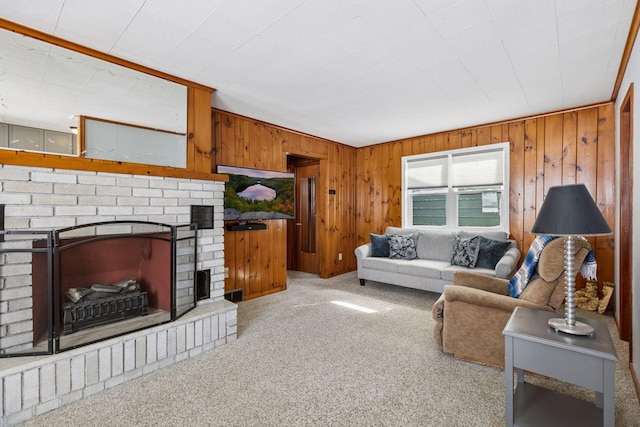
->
[432,236,593,366]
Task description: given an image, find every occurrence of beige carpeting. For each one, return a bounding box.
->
[21,271,640,426]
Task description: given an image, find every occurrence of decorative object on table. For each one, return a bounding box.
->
[598,281,615,314]
[530,183,612,335]
[575,281,600,311]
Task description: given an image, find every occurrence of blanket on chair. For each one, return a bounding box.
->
[508,235,557,297]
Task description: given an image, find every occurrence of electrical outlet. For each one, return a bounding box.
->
[224,267,229,278]
[338,252,342,261]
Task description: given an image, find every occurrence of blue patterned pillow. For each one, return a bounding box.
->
[369,233,390,257]
[451,236,480,267]
[388,234,417,260]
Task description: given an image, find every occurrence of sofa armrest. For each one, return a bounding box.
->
[452,271,511,295]
[354,243,371,260]
[495,246,521,279]
[443,284,553,313]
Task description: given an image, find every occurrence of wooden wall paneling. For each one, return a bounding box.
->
[509,121,525,249]
[596,104,616,284]
[543,114,564,191]
[189,87,213,174]
[535,118,547,239]
[272,220,287,289]
[477,127,490,146]
[355,148,367,242]
[389,142,403,226]
[523,119,538,252]
[562,111,578,184]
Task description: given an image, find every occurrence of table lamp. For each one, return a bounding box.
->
[530,184,612,335]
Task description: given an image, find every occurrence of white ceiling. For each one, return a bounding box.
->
[0,0,636,147]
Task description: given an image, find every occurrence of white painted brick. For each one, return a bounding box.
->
[0,193,31,205]
[85,351,99,386]
[167,327,177,356]
[116,177,150,188]
[157,330,167,360]
[194,319,203,347]
[186,322,195,350]
[163,189,190,199]
[23,367,40,409]
[133,206,164,216]
[0,167,30,181]
[105,375,124,389]
[1,286,32,300]
[30,217,76,229]
[124,339,136,372]
[189,347,203,358]
[5,373,22,413]
[0,375,3,416]
[133,188,163,198]
[61,389,83,405]
[135,337,146,369]
[125,368,143,381]
[53,183,95,195]
[83,382,104,397]
[40,364,56,403]
[76,216,114,225]
[31,171,77,184]
[77,195,116,206]
[150,198,178,207]
[210,315,219,341]
[77,174,115,186]
[34,398,60,416]
[56,359,71,396]
[6,408,32,425]
[158,356,175,369]
[178,198,204,206]
[190,190,214,199]
[4,217,30,229]
[117,197,149,206]
[3,181,53,194]
[5,205,53,217]
[202,316,211,344]
[111,343,124,376]
[55,206,97,217]
[98,206,133,216]
[142,362,159,375]
[99,347,111,381]
[178,182,203,191]
[146,333,157,364]
[176,324,186,353]
[149,179,178,189]
[30,194,79,206]
[218,313,226,338]
[35,399,60,416]
[8,320,33,335]
[96,185,132,196]
[71,356,85,391]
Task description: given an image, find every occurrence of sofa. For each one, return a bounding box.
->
[432,236,593,365]
[354,226,521,294]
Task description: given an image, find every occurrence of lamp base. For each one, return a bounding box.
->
[548,317,595,336]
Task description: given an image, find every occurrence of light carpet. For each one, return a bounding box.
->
[21,271,640,426]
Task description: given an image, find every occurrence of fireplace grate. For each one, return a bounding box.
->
[62,292,149,335]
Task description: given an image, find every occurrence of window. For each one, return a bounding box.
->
[402,143,509,232]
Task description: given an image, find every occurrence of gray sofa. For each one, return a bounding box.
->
[354,226,521,294]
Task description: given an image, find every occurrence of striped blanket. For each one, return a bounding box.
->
[508,235,597,298]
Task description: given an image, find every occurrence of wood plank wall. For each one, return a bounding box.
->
[355,103,616,285]
[212,110,357,299]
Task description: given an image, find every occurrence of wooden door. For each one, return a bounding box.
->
[293,162,319,274]
[619,84,633,354]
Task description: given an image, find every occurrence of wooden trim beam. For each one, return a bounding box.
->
[612,1,640,101]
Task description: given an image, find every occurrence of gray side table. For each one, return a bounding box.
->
[503,307,618,427]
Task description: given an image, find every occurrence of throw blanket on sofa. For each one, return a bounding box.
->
[508,235,557,297]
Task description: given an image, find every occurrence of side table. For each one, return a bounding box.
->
[503,307,618,427]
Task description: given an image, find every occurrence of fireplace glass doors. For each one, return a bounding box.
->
[0,221,198,357]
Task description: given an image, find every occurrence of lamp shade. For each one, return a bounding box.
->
[531,184,611,236]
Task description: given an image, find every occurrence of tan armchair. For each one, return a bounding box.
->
[432,236,593,366]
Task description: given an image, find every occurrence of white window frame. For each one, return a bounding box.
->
[401,142,510,233]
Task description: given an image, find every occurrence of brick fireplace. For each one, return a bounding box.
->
[0,164,236,425]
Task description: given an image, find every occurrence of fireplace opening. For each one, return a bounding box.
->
[0,221,198,357]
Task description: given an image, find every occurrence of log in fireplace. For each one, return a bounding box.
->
[0,221,198,357]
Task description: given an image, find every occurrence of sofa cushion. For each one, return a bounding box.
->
[451,235,480,267]
[361,257,399,273]
[441,265,495,282]
[388,234,418,260]
[518,275,557,306]
[476,236,512,269]
[396,259,449,279]
[415,230,457,262]
[369,233,390,257]
[460,230,508,242]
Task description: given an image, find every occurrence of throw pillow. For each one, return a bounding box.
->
[476,236,512,269]
[369,233,390,257]
[388,234,418,260]
[451,235,480,268]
